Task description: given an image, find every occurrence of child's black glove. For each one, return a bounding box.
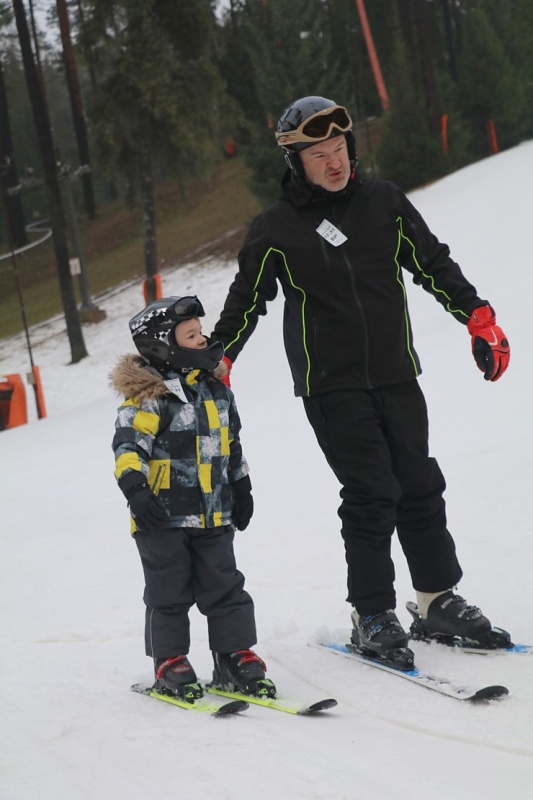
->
[120,473,169,533]
[231,475,254,531]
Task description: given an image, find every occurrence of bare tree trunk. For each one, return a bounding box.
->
[441,0,459,82]
[0,61,27,247]
[413,0,441,132]
[138,119,159,304]
[396,0,416,56]
[74,0,117,202]
[56,0,96,219]
[12,0,88,363]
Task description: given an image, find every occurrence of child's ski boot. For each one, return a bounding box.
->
[154,655,204,701]
[349,609,415,670]
[212,649,276,698]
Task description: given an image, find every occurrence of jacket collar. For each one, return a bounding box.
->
[280,166,361,208]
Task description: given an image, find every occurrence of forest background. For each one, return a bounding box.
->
[1,0,532,360]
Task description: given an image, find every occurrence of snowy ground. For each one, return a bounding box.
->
[2,142,533,799]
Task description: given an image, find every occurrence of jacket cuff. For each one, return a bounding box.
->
[118,470,148,498]
[231,474,252,496]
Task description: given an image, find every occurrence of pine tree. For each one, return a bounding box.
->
[217,0,354,204]
[456,5,528,157]
[11,0,88,362]
[481,0,533,139]
[377,34,447,191]
[78,0,226,301]
[56,0,96,219]
[0,53,27,247]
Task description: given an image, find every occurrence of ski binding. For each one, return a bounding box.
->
[131,683,248,716]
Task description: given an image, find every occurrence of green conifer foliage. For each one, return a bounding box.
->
[78,0,225,197]
[456,5,528,157]
[216,0,355,204]
[377,35,447,191]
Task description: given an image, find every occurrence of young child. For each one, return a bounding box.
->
[110,295,275,701]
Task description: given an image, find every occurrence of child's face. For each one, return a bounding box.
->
[174,317,207,350]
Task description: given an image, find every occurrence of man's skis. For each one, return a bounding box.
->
[204,683,337,715]
[131,683,249,717]
[452,642,531,655]
[310,642,509,702]
[412,638,533,656]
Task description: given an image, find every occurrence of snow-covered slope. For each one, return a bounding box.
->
[2,143,533,799]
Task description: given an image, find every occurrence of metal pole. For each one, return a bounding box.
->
[5,162,106,323]
[0,160,44,418]
[58,164,97,312]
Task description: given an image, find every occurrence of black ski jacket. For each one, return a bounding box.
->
[214,170,487,397]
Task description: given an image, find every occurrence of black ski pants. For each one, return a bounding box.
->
[134,524,257,659]
[303,380,462,615]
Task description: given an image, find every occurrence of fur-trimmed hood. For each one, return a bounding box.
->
[110,353,227,402]
[109,354,169,402]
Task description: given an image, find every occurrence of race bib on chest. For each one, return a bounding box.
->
[316,219,347,247]
[164,377,188,403]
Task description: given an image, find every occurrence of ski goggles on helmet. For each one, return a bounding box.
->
[275,105,352,147]
[168,295,205,321]
[129,296,206,339]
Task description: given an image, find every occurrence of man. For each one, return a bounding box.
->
[213,96,511,668]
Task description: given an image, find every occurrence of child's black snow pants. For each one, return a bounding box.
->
[135,524,257,659]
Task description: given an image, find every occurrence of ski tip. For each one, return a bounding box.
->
[509,643,533,654]
[297,698,338,715]
[470,685,509,702]
[213,699,249,717]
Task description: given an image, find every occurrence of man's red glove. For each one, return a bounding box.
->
[466,306,510,382]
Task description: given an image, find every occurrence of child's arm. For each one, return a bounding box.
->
[226,391,250,484]
[226,391,254,530]
[112,396,160,486]
[111,396,169,532]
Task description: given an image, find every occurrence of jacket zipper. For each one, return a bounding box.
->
[329,204,372,389]
[150,464,166,495]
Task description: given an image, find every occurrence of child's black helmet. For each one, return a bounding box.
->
[129,296,224,372]
[275,96,357,174]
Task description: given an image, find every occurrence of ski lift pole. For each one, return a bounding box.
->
[0,160,46,419]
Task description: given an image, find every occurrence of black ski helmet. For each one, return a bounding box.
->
[275,96,357,175]
[129,296,224,372]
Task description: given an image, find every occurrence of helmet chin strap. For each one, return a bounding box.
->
[283,131,357,180]
[284,150,306,179]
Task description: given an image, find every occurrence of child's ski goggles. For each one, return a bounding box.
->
[169,296,205,321]
[275,105,352,147]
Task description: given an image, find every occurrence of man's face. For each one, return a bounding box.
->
[298,135,351,192]
[174,317,207,349]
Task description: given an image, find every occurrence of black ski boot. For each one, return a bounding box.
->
[212,649,276,698]
[349,609,415,670]
[154,656,204,701]
[406,592,512,650]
